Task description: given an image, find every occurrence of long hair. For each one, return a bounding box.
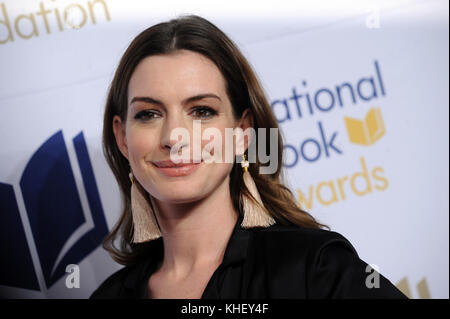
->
[102,15,328,265]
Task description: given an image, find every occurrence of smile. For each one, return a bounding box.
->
[152,160,203,177]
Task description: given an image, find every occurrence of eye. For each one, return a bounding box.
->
[191,106,218,119]
[134,110,160,121]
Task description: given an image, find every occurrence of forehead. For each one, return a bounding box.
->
[128,50,227,103]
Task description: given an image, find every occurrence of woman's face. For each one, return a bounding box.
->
[113,49,251,204]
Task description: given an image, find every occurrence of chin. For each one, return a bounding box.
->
[159,193,205,205]
[152,184,205,203]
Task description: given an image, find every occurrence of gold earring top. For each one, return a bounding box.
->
[129,172,134,184]
[241,154,249,172]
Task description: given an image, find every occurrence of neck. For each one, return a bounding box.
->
[151,176,239,279]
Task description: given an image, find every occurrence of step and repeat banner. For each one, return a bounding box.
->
[0,0,448,298]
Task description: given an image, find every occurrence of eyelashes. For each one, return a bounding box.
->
[133,110,159,121]
[134,106,218,122]
[191,106,219,119]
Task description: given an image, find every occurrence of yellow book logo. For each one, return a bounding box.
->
[344,107,385,145]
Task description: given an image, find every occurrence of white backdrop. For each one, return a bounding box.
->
[0,0,448,298]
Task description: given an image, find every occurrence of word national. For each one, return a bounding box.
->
[271,60,386,123]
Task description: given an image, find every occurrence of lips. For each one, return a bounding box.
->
[153,160,202,168]
[152,159,203,177]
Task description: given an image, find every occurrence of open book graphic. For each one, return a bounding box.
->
[0,131,108,293]
[344,107,386,146]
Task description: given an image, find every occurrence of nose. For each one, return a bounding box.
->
[160,110,190,153]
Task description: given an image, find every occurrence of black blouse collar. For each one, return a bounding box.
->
[216,213,249,267]
[123,213,250,297]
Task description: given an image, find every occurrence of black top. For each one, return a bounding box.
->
[90,214,407,299]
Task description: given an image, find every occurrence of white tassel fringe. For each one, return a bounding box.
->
[241,170,276,228]
[130,181,162,243]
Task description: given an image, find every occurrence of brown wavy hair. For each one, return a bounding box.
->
[102,15,328,265]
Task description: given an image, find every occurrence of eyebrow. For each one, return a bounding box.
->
[130,93,221,106]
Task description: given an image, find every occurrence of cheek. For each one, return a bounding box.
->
[203,159,234,188]
[127,127,159,161]
[201,126,236,163]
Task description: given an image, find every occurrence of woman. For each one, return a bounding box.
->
[90,15,407,299]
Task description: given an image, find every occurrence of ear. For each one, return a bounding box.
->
[112,115,129,160]
[237,108,255,153]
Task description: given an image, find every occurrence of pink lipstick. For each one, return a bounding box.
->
[152,160,202,177]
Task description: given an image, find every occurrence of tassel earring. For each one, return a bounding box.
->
[129,171,162,243]
[240,154,276,228]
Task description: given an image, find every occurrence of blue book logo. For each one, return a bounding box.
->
[0,130,108,292]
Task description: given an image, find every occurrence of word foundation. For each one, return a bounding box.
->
[0,0,111,44]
